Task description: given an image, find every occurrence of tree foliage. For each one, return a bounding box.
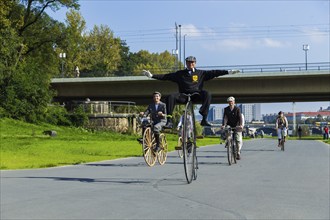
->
[0,0,79,123]
[0,0,180,125]
[80,25,122,77]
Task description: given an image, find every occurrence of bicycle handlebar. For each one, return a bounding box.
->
[181,92,201,97]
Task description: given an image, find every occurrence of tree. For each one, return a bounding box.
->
[59,9,86,77]
[80,25,122,77]
[130,50,177,76]
[0,0,79,122]
[18,0,79,36]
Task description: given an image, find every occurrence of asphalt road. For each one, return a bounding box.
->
[1,139,329,220]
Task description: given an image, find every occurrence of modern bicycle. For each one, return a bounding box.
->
[175,136,183,158]
[181,93,199,184]
[222,126,240,165]
[279,128,285,151]
[138,116,168,166]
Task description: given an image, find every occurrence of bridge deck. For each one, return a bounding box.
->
[51,70,330,104]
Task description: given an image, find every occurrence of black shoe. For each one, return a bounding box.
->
[200,120,211,126]
[153,145,160,152]
[164,122,173,129]
[187,142,193,154]
[236,154,241,160]
[137,138,143,144]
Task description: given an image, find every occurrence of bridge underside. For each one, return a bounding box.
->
[51,71,330,105]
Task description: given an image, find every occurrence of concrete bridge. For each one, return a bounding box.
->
[51,70,330,105]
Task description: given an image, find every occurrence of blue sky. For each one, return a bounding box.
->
[47,0,330,114]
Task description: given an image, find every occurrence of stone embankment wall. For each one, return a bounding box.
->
[69,100,139,133]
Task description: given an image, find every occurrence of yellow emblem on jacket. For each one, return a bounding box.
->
[192,75,198,82]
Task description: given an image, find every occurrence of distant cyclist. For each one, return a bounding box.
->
[143,56,240,128]
[275,111,288,147]
[177,110,193,138]
[222,96,243,160]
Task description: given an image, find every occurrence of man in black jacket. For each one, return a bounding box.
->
[222,96,243,160]
[143,56,239,128]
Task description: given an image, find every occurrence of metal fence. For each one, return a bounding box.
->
[199,62,330,73]
[68,100,137,115]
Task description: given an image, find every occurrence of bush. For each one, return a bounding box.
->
[68,105,89,127]
[44,104,72,126]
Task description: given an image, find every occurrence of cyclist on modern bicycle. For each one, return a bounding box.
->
[275,111,288,147]
[143,56,240,128]
[138,91,167,152]
[221,96,243,160]
[177,110,193,137]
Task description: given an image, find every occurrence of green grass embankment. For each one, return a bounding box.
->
[0,118,220,170]
[3,118,327,170]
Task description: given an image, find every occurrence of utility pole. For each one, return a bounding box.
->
[175,23,179,70]
[184,34,187,68]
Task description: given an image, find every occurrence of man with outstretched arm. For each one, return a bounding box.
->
[143,56,239,128]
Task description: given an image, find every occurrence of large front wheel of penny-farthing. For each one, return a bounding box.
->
[183,101,196,184]
[142,127,156,166]
[157,133,168,165]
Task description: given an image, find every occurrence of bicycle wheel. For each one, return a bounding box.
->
[176,137,183,158]
[232,140,237,164]
[193,153,198,180]
[226,139,232,165]
[142,127,157,166]
[281,140,285,151]
[182,101,196,184]
[281,130,285,151]
[157,133,168,165]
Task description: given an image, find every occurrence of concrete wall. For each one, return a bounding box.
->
[87,114,137,133]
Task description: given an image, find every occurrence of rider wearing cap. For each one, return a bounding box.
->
[222,96,243,160]
[143,56,239,128]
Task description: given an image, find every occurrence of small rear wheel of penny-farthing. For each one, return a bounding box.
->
[157,133,168,165]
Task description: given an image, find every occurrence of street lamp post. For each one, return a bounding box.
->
[302,44,309,70]
[179,25,182,69]
[59,52,66,77]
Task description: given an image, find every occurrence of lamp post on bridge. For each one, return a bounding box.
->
[59,52,66,77]
[302,44,309,70]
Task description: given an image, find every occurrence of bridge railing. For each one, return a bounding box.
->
[198,62,330,73]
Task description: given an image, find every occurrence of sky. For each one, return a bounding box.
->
[46,0,330,114]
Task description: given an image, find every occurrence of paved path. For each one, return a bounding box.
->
[1,139,329,220]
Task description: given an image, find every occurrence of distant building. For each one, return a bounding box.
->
[208,106,223,122]
[286,111,330,121]
[238,104,261,123]
[263,111,330,123]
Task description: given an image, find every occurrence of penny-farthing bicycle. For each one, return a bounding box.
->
[139,116,168,166]
[181,93,199,184]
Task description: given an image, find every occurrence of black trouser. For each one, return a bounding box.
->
[166,90,211,119]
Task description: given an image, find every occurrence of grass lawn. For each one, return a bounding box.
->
[0,118,220,170]
[2,118,328,170]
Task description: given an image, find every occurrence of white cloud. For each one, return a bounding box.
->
[200,39,251,52]
[259,38,288,48]
[302,27,329,44]
[181,24,203,37]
